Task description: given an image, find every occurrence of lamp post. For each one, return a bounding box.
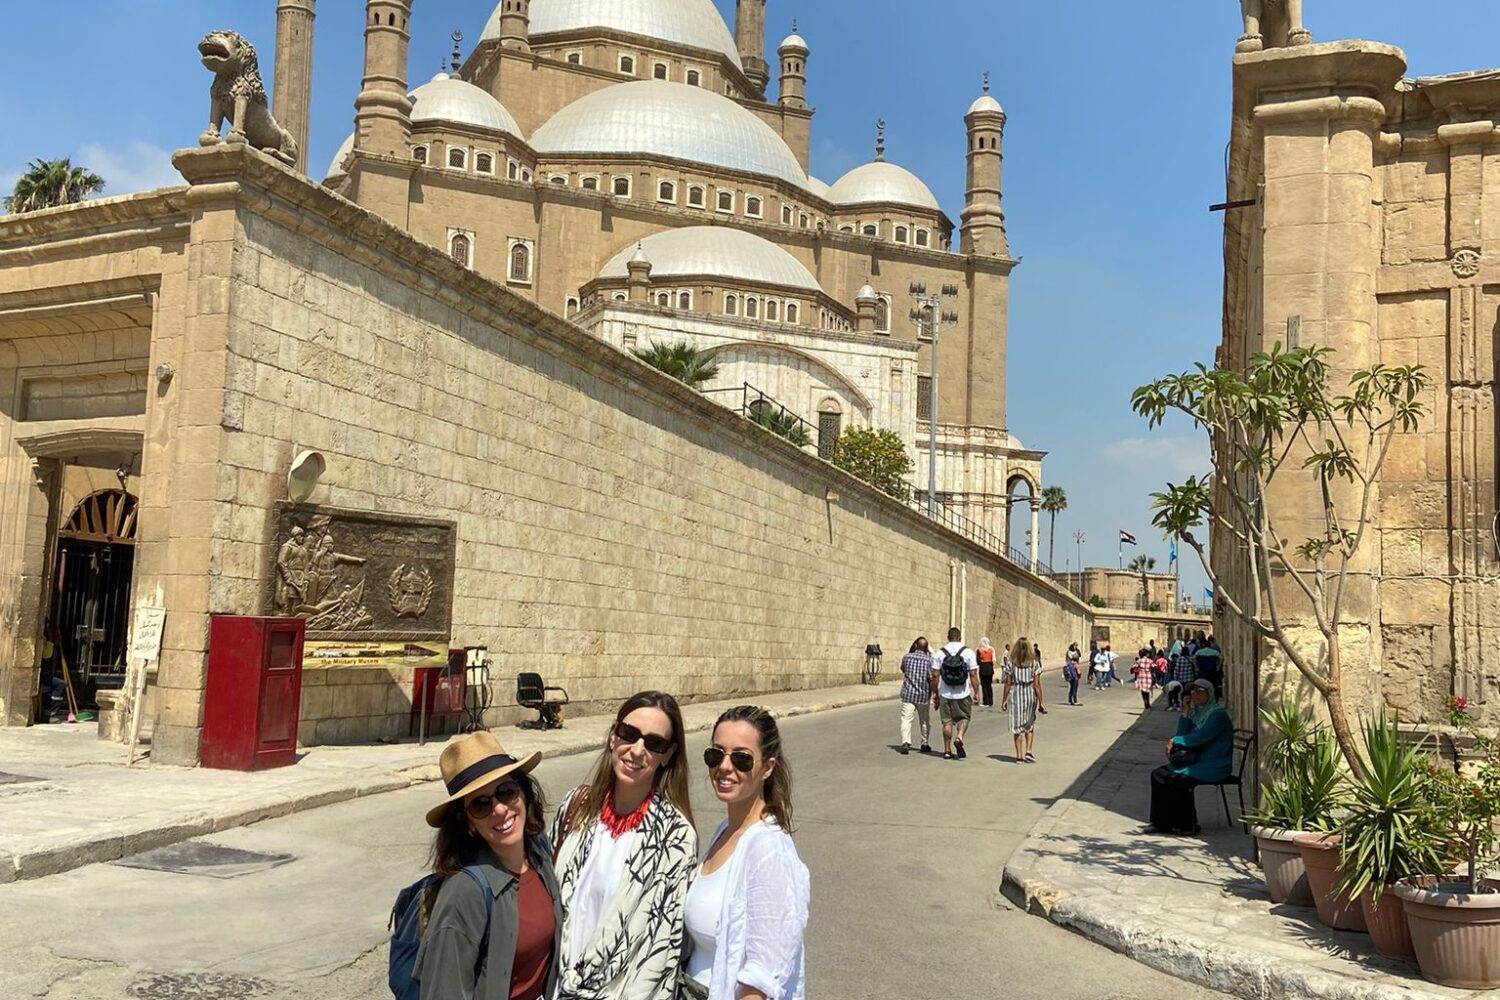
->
[1073,530,1085,598]
[910,282,960,519]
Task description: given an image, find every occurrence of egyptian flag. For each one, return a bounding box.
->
[1119,530,1137,546]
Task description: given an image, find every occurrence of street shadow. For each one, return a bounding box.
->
[1273,905,1424,980]
[986,753,1024,764]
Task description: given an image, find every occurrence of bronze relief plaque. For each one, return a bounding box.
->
[266,503,456,668]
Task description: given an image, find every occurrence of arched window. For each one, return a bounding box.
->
[817,405,843,460]
[657,291,671,307]
[658,180,676,203]
[782,205,794,225]
[916,228,930,248]
[613,176,631,197]
[724,294,738,316]
[678,291,692,309]
[509,242,532,283]
[799,212,809,228]
[450,233,471,268]
[581,176,599,191]
[687,185,706,208]
[613,291,627,302]
[413,145,428,165]
[745,297,759,319]
[619,55,635,75]
[565,297,580,317]
[766,300,779,322]
[653,63,668,80]
[745,196,763,218]
[786,302,799,323]
[875,296,891,333]
[717,191,734,213]
[861,223,878,237]
[566,51,582,65]
[686,70,701,86]
[549,175,568,185]
[475,153,494,174]
[448,147,467,169]
[895,225,909,244]
[507,160,519,180]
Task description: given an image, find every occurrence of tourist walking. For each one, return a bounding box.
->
[1087,639,1099,686]
[1194,636,1223,691]
[412,732,561,1000]
[682,706,808,1000]
[897,637,934,755]
[1001,637,1046,762]
[1131,648,1156,710]
[932,627,979,760]
[1167,642,1196,708]
[1063,643,1082,706]
[1147,680,1234,835]
[976,637,997,707]
[1092,644,1117,690]
[549,692,697,1000]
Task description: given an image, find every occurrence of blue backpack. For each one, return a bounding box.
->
[388,867,493,1000]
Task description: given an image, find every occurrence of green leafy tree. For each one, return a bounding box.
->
[5,158,105,214]
[831,427,914,499]
[631,341,720,389]
[748,405,811,447]
[1132,344,1427,774]
[1040,485,1067,570]
[1088,594,1107,609]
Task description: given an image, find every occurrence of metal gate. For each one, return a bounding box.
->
[50,490,138,696]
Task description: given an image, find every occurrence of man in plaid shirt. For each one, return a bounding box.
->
[897,636,935,755]
[1167,640,1196,708]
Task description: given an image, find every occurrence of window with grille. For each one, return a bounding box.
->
[613,176,631,197]
[620,55,635,74]
[450,234,471,268]
[686,70,701,86]
[916,376,932,421]
[688,186,706,208]
[448,147,467,169]
[509,242,532,283]
[654,63,668,80]
[658,180,676,203]
[476,153,494,174]
[818,412,842,460]
[746,196,763,218]
[717,191,734,213]
[875,295,891,334]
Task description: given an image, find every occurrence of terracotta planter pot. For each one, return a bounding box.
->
[1360,887,1415,958]
[1293,832,1367,931]
[1252,826,1312,905]
[1395,877,1500,990]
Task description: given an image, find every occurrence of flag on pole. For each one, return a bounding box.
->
[1119,530,1137,546]
[1204,587,1214,603]
[1168,537,1178,567]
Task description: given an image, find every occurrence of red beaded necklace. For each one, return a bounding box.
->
[599,790,653,838]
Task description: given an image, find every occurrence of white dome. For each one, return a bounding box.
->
[779,33,808,53]
[484,0,742,70]
[829,161,941,211]
[856,284,878,301]
[532,81,808,188]
[326,133,355,178]
[968,93,1004,116]
[807,175,831,199]
[410,74,524,136]
[599,227,821,292]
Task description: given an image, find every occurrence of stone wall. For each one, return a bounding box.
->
[139,146,1087,761]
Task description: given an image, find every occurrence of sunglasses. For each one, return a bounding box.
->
[614,722,674,755]
[703,747,757,773]
[463,780,523,820]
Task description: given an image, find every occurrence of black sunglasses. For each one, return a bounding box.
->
[703,747,757,773]
[463,780,523,820]
[614,721,674,755]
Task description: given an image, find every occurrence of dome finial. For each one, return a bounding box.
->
[792,18,798,33]
[875,119,886,162]
[983,71,990,95]
[450,30,463,76]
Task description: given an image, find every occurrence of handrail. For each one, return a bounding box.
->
[703,382,818,442]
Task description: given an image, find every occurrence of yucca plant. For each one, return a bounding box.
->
[748,404,812,447]
[1337,712,1452,901]
[1246,701,1346,831]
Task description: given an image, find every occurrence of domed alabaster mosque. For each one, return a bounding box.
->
[322,0,1046,544]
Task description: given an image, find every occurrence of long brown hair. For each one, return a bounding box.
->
[714,705,794,833]
[428,770,547,878]
[569,691,694,830]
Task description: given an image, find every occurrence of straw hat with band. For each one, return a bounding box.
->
[425,731,542,828]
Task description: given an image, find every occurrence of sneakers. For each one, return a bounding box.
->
[899,743,911,755]
[954,739,966,759]
[920,743,932,754]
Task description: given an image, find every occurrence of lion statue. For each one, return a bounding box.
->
[1239,0,1312,52]
[198,30,298,165]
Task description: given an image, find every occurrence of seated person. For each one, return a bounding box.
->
[1148,679,1233,834]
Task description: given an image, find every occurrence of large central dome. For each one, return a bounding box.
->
[531,81,808,188]
[482,0,743,70]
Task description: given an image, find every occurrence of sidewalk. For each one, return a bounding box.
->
[0,681,894,884]
[1001,703,1499,1000]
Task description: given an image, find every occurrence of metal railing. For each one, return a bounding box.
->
[909,490,1054,577]
[702,382,818,444]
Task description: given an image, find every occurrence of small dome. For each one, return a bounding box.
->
[532,81,808,188]
[829,161,941,211]
[411,74,524,136]
[806,176,831,199]
[856,284,878,302]
[968,93,1004,116]
[779,33,808,53]
[599,227,821,293]
[325,133,355,178]
[485,0,742,70]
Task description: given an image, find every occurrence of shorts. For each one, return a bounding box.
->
[939,696,972,724]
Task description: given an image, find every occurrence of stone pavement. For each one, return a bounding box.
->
[1001,702,1500,1000]
[0,681,893,884]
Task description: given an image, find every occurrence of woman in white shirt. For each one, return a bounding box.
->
[682,706,810,1000]
[550,692,697,1000]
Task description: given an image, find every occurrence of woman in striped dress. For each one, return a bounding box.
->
[1000,638,1046,763]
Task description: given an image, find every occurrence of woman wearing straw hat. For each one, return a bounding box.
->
[550,692,697,1000]
[412,731,561,1000]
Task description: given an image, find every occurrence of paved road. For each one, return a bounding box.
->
[0,682,1228,999]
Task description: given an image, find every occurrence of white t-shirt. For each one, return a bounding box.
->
[683,845,738,984]
[564,823,638,968]
[933,642,978,700]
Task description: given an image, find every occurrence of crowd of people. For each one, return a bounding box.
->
[406,694,808,1000]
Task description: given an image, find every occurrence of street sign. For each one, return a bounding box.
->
[129,606,166,663]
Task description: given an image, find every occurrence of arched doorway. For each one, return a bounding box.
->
[1005,475,1036,563]
[47,489,138,713]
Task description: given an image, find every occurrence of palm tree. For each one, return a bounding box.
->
[1128,553,1158,609]
[631,341,720,389]
[1040,486,1067,570]
[748,404,812,447]
[4,159,105,214]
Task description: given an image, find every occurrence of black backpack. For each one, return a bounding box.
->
[939,647,970,687]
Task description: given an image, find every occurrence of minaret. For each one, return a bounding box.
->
[498,0,531,52]
[960,74,1008,258]
[735,0,769,96]
[778,23,808,110]
[626,244,653,302]
[354,0,414,158]
[273,0,316,173]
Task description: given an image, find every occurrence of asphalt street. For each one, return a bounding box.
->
[0,679,1229,999]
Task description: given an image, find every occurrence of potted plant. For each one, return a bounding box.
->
[1394,697,1500,989]
[1247,702,1346,906]
[1335,712,1452,954]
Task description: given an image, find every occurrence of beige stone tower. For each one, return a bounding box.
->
[273,0,316,173]
[496,0,531,52]
[354,0,414,158]
[778,26,808,111]
[961,75,1008,258]
[735,0,769,96]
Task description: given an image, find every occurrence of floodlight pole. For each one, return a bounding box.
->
[911,283,958,521]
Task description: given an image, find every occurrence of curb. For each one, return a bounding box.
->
[5,686,895,883]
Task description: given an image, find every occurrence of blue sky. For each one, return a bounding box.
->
[6,1,1500,607]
